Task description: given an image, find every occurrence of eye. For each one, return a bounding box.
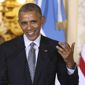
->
[20,21,28,26]
[31,20,37,24]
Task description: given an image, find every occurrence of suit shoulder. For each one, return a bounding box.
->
[42,35,59,46]
[0,35,22,45]
[0,35,23,50]
[0,35,24,58]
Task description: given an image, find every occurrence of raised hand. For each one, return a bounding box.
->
[56,42,76,68]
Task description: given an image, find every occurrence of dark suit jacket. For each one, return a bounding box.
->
[0,35,79,85]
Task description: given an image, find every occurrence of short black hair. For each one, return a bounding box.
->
[18,3,42,17]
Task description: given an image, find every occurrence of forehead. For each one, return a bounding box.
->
[19,11,41,19]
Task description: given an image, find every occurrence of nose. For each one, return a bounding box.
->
[27,23,32,30]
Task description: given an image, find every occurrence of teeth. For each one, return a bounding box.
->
[27,31,34,35]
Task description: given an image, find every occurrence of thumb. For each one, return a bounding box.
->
[71,42,75,52]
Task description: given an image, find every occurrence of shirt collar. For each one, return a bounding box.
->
[23,34,41,48]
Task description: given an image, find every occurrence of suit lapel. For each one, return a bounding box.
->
[17,49,32,85]
[15,48,27,85]
[12,36,32,85]
[33,36,50,85]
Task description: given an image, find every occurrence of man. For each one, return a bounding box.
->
[0,3,78,85]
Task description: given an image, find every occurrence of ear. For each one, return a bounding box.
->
[18,19,21,26]
[41,16,45,25]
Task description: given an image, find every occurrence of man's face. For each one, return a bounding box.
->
[19,11,45,41]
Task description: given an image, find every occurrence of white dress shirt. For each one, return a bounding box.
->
[23,34,41,66]
[23,34,75,75]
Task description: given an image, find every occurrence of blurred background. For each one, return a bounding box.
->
[0,0,85,84]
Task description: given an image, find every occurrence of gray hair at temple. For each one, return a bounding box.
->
[18,3,42,18]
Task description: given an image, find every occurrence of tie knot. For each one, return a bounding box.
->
[30,42,35,48]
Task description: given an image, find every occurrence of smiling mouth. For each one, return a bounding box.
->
[25,30,37,36]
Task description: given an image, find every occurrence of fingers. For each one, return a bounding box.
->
[56,42,68,58]
[57,42,75,51]
[56,42,75,58]
[57,42,70,52]
[56,42,75,67]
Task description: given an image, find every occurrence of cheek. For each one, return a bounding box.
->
[21,27,27,32]
[33,24,39,28]
[20,25,27,31]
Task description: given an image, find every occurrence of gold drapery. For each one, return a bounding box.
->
[0,0,35,43]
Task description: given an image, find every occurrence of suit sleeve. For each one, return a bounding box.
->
[0,46,8,85]
[56,51,79,85]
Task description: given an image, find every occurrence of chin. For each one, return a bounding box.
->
[28,37,37,41]
[26,33,39,41]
